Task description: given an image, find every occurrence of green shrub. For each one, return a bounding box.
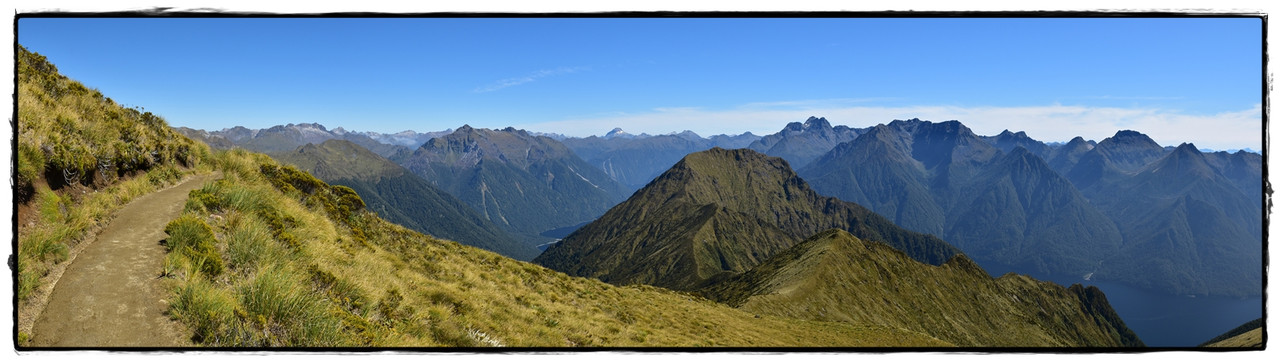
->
[147,165,184,186]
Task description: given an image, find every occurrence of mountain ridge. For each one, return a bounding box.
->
[701,229,1143,347]
[535,147,961,291]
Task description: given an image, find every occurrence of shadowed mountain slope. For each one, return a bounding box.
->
[800,119,1123,278]
[1087,143,1262,296]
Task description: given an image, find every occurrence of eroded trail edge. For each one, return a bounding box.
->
[28,172,218,347]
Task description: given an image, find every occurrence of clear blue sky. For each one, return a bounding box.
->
[17,17,1263,150]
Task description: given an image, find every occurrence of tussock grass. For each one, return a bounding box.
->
[170,278,237,344]
[237,265,344,346]
[225,213,280,273]
[163,215,224,277]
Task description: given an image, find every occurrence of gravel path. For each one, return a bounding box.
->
[29,173,216,347]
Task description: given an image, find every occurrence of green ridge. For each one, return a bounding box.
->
[702,229,1143,347]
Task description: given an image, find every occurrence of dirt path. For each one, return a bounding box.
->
[29,172,218,347]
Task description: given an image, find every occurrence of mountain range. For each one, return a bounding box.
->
[798,119,1125,282]
[562,130,760,192]
[797,119,1261,297]
[176,123,450,158]
[270,139,539,260]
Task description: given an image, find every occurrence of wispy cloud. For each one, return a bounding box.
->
[1076,95,1188,101]
[473,66,587,93]
[513,102,1262,151]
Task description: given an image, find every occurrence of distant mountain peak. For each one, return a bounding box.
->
[1113,130,1147,138]
[1106,130,1160,147]
[1174,142,1200,154]
[1061,136,1095,152]
[803,116,831,130]
[782,121,805,133]
[672,130,702,140]
[995,129,1030,139]
[294,122,327,131]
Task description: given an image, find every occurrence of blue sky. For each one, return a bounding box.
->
[17,16,1263,150]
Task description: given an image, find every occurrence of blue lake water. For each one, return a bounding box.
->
[980,263,1263,347]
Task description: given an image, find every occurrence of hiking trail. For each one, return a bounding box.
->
[28,172,217,347]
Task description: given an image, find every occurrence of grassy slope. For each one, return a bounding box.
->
[703,229,1143,347]
[161,149,951,347]
[15,45,213,307]
[1200,318,1264,348]
[1204,328,1263,348]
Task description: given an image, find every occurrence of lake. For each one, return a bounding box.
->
[980,262,1263,347]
